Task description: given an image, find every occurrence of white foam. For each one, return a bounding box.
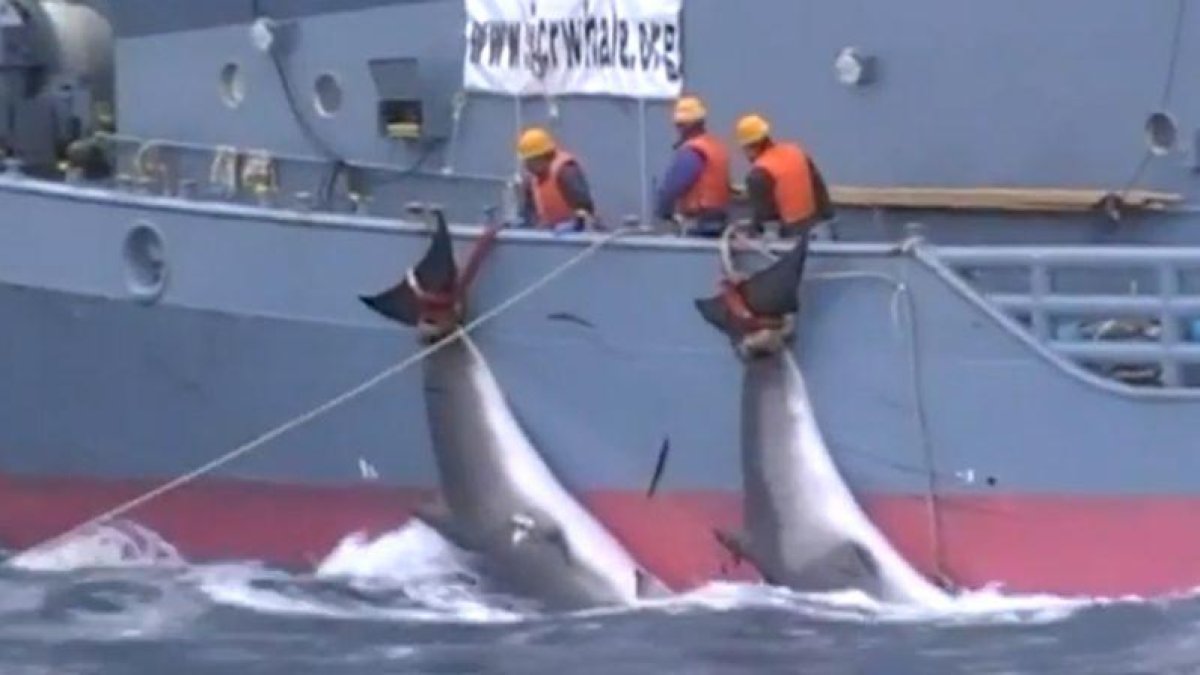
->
[316,519,473,585]
[318,520,523,622]
[637,580,1139,626]
[6,521,184,573]
[0,516,1158,630]
[53,576,207,642]
[194,521,525,624]
[3,521,524,626]
[192,563,359,619]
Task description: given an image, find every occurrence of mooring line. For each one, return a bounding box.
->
[9,227,631,564]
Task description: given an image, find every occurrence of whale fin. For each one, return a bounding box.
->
[694,296,738,339]
[713,528,769,576]
[645,436,671,498]
[712,527,748,563]
[635,569,672,599]
[715,528,786,585]
[359,211,458,326]
[509,513,574,565]
[739,239,807,318]
[693,238,808,336]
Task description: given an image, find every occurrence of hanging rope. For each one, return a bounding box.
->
[249,0,347,209]
[9,227,633,565]
[1120,0,1188,199]
[637,98,650,227]
[895,238,951,590]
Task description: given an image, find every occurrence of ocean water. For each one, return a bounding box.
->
[0,521,1195,675]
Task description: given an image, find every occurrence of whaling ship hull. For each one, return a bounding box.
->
[4,0,1200,596]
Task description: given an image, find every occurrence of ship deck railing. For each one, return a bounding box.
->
[936,245,1200,389]
[17,136,1200,390]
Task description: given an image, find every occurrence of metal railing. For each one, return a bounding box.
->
[936,245,1200,388]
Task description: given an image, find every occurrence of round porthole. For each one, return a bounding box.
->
[314,72,343,117]
[123,222,168,302]
[219,62,245,109]
[1145,111,1178,156]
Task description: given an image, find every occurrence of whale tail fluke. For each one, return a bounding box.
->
[360,210,458,326]
[693,238,807,339]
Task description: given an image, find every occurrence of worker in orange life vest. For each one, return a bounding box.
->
[654,95,731,238]
[516,127,596,233]
[734,113,833,239]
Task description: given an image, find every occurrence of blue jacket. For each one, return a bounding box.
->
[654,146,705,220]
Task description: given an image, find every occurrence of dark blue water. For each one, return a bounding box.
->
[1,523,1196,675]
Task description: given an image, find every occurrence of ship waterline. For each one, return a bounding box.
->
[7,476,1200,597]
[5,0,1200,603]
[4,179,1200,596]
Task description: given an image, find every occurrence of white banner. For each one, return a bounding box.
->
[463,0,683,99]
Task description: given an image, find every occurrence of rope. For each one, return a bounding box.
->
[9,227,632,565]
[1160,0,1188,107]
[512,95,523,177]
[896,238,951,589]
[248,0,347,209]
[1120,0,1188,199]
[637,98,650,227]
[726,231,952,586]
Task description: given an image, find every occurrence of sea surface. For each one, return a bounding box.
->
[0,521,1196,675]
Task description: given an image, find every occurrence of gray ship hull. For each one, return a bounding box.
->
[4,176,1200,595]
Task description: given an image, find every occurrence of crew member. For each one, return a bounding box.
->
[734,113,833,238]
[654,95,731,237]
[516,127,595,232]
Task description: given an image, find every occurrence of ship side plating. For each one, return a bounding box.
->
[2,0,1200,595]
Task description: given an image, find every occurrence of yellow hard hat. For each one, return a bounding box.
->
[735,114,771,146]
[517,127,556,160]
[673,95,707,124]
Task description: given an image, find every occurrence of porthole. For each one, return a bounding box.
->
[314,72,343,117]
[1146,111,1178,156]
[123,222,168,303]
[219,62,245,109]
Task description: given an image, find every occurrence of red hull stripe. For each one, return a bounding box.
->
[2,475,1198,597]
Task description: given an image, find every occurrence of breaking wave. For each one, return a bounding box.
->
[646,581,1139,627]
[0,520,1173,636]
[6,521,184,572]
[0,520,528,637]
[4,525,1197,674]
[195,520,527,624]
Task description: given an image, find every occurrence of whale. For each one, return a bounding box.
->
[361,214,667,610]
[695,239,950,607]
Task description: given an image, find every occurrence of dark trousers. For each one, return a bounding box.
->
[752,219,812,239]
[685,218,728,238]
[793,227,811,279]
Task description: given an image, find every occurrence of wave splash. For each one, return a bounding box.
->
[0,520,1166,631]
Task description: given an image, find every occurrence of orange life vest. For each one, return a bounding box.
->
[753,142,816,225]
[678,134,731,216]
[530,151,578,227]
